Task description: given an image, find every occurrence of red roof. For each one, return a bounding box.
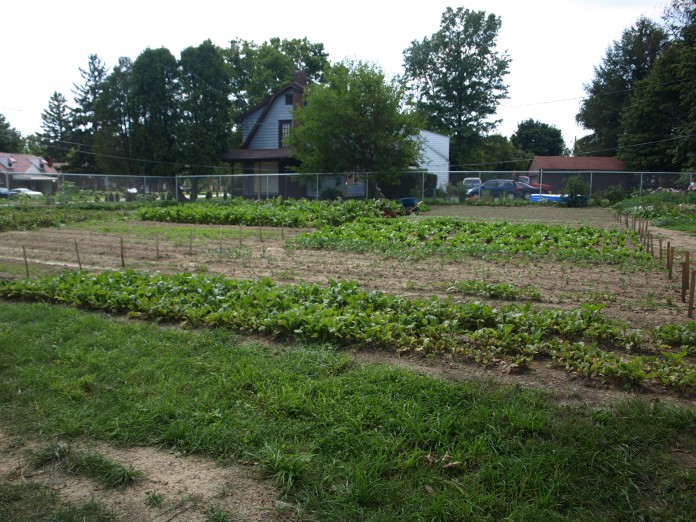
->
[0,152,59,175]
[529,156,625,171]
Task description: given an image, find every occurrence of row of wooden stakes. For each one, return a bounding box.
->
[618,212,696,318]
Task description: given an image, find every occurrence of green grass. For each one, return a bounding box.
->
[29,443,141,488]
[0,302,694,520]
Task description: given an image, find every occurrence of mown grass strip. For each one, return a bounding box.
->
[0,270,694,388]
[0,302,694,520]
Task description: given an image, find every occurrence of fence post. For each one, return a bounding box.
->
[689,270,696,318]
[590,172,593,199]
[640,173,643,195]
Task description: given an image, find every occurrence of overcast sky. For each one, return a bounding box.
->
[3,0,667,150]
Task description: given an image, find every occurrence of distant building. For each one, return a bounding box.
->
[0,152,58,193]
[222,72,450,198]
[529,156,629,193]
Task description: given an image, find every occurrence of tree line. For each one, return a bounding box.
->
[575,0,696,172]
[2,1,692,177]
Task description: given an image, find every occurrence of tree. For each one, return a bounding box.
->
[617,45,683,171]
[40,92,72,162]
[285,61,422,183]
[403,7,510,167]
[129,47,180,177]
[226,37,329,108]
[670,2,696,171]
[575,17,669,156]
[94,57,137,175]
[455,134,530,173]
[511,119,566,157]
[178,40,234,199]
[68,54,108,173]
[0,114,23,152]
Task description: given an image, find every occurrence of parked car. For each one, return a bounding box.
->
[0,187,9,199]
[466,179,538,200]
[9,188,43,198]
[462,177,481,190]
[518,175,551,193]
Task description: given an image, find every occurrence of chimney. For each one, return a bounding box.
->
[293,70,307,86]
[47,157,53,168]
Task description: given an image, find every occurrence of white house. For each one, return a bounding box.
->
[417,130,450,188]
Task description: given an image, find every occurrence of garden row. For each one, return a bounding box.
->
[137,197,405,227]
[1,270,693,389]
[291,218,654,265]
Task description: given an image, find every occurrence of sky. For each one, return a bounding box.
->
[3,0,668,150]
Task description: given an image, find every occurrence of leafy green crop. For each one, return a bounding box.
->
[292,218,654,265]
[1,271,693,389]
[138,197,403,227]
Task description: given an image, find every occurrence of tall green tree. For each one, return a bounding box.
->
[457,134,530,172]
[0,114,23,152]
[670,2,696,171]
[68,54,108,173]
[129,47,179,177]
[617,45,683,171]
[575,17,669,156]
[40,92,72,162]
[403,7,510,168]
[94,57,137,175]
[178,40,234,199]
[286,61,422,183]
[226,37,329,108]
[511,119,566,157]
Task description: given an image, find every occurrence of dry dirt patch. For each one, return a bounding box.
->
[0,428,287,521]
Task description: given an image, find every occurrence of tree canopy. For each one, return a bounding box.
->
[285,61,422,181]
[403,7,510,168]
[511,119,566,157]
[226,37,329,109]
[575,16,669,156]
[0,114,23,152]
[40,92,72,162]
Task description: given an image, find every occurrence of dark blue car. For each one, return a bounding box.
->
[466,179,538,200]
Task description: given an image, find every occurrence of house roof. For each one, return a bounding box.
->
[529,156,625,171]
[0,152,59,177]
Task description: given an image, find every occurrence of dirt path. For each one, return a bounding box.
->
[0,428,287,521]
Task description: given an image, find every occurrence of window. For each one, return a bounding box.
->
[285,93,294,105]
[279,120,292,146]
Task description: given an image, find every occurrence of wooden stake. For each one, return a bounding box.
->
[668,244,673,279]
[281,223,285,240]
[219,228,223,253]
[189,230,193,255]
[659,238,663,260]
[683,261,689,302]
[22,246,29,278]
[120,237,125,268]
[239,224,243,246]
[74,239,82,270]
[155,236,160,260]
[259,227,263,242]
[689,270,696,318]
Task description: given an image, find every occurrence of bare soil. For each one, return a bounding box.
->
[1,205,695,519]
[0,428,288,521]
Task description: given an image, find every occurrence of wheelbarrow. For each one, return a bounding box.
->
[400,197,420,215]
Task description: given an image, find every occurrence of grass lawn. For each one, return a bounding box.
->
[1,302,694,520]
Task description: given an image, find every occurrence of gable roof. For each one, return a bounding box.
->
[237,75,307,149]
[529,156,625,171]
[0,152,59,176]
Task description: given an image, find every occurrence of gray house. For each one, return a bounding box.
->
[222,72,450,198]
